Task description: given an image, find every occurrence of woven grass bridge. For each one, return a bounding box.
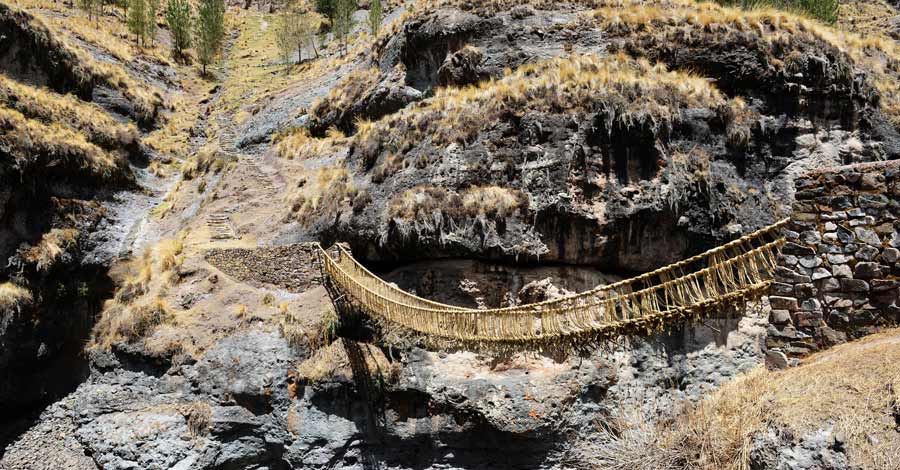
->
[316,219,789,348]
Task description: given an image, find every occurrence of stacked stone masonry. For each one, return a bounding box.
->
[205,243,324,292]
[768,161,900,355]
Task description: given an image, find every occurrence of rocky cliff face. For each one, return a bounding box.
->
[0,309,770,470]
[282,0,900,275]
[2,0,900,469]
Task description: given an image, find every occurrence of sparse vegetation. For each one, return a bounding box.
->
[91,237,185,350]
[288,167,356,225]
[181,143,228,179]
[589,0,900,126]
[714,0,839,24]
[0,104,131,184]
[564,329,900,470]
[0,74,139,151]
[275,6,320,64]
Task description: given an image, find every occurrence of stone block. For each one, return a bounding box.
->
[769,309,792,325]
[821,211,847,220]
[824,222,837,231]
[853,262,884,280]
[849,216,875,227]
[841,279,870,292]
[826,254,851,264]
[836,226,855,243]
[871,279,899,292]
[881,248,900,264]
[778,254,798,266]
[855,245,880,261]
[875,223,895,235]
[799,256,823,268]
[811,267,832,280]
[766,350,789,370]
[800,298,822,312]
[782,242,816,256]
[799,231,822,244]
[854,227,881,246]
[832,264,852,278]
[847,208,866,218]
[819,277,841,292]
[771,282,794,296]
[795,283,816,298]
[770,296,799,311]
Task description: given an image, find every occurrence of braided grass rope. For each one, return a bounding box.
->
[317,219,788,347]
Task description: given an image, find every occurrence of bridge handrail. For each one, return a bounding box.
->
[319,218,788,315]
[316,219,787,342]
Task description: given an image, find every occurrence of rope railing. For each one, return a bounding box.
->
[316,219,788,345]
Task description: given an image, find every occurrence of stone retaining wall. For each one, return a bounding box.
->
[768,161,900,355]
[205,243,324,292]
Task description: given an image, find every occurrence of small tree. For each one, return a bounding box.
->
[195,0,226,75]
[78,0,102,21]
[275,8,302,64]
[146,0,160,46]
[165,0,192,57]
[127,0,148,45]
[332,0,355,56]
[314,0,335,27]
[276,9,322,64]
[367,0,381,36]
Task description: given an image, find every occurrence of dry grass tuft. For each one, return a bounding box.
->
[0,105,131,184]
[288,167,357,226]
[0,282,33,314]
[389,185,529,223]
[181,143,229,180]
[91,236,186,350]
[307,67,381,135]
[275,127,340,160]
[180,401,213,437]
[18,228,79,272]
[295,339,391,384]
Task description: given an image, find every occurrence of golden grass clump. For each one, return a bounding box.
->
[295,339,391,384]
[307,67,381,135]
[275,127,340,160]
[92,298,175,349]
[350,53,727,168]
[181,143,229,180]
[0,282,33,313]
[91,236,186,350]
[0,105,130,183]
[389,185,529,222]
[0,73,139,150]
[19,228,79,272]
[288,167,357,226]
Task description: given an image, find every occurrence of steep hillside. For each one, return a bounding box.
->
[1,0,899,469]
[0,0,196,423]
[274,0,900,274]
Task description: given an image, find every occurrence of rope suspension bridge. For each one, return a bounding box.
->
[315,219,789,349]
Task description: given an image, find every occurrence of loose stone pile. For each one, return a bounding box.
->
[205,243,323,292]
[768,161,900,355]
